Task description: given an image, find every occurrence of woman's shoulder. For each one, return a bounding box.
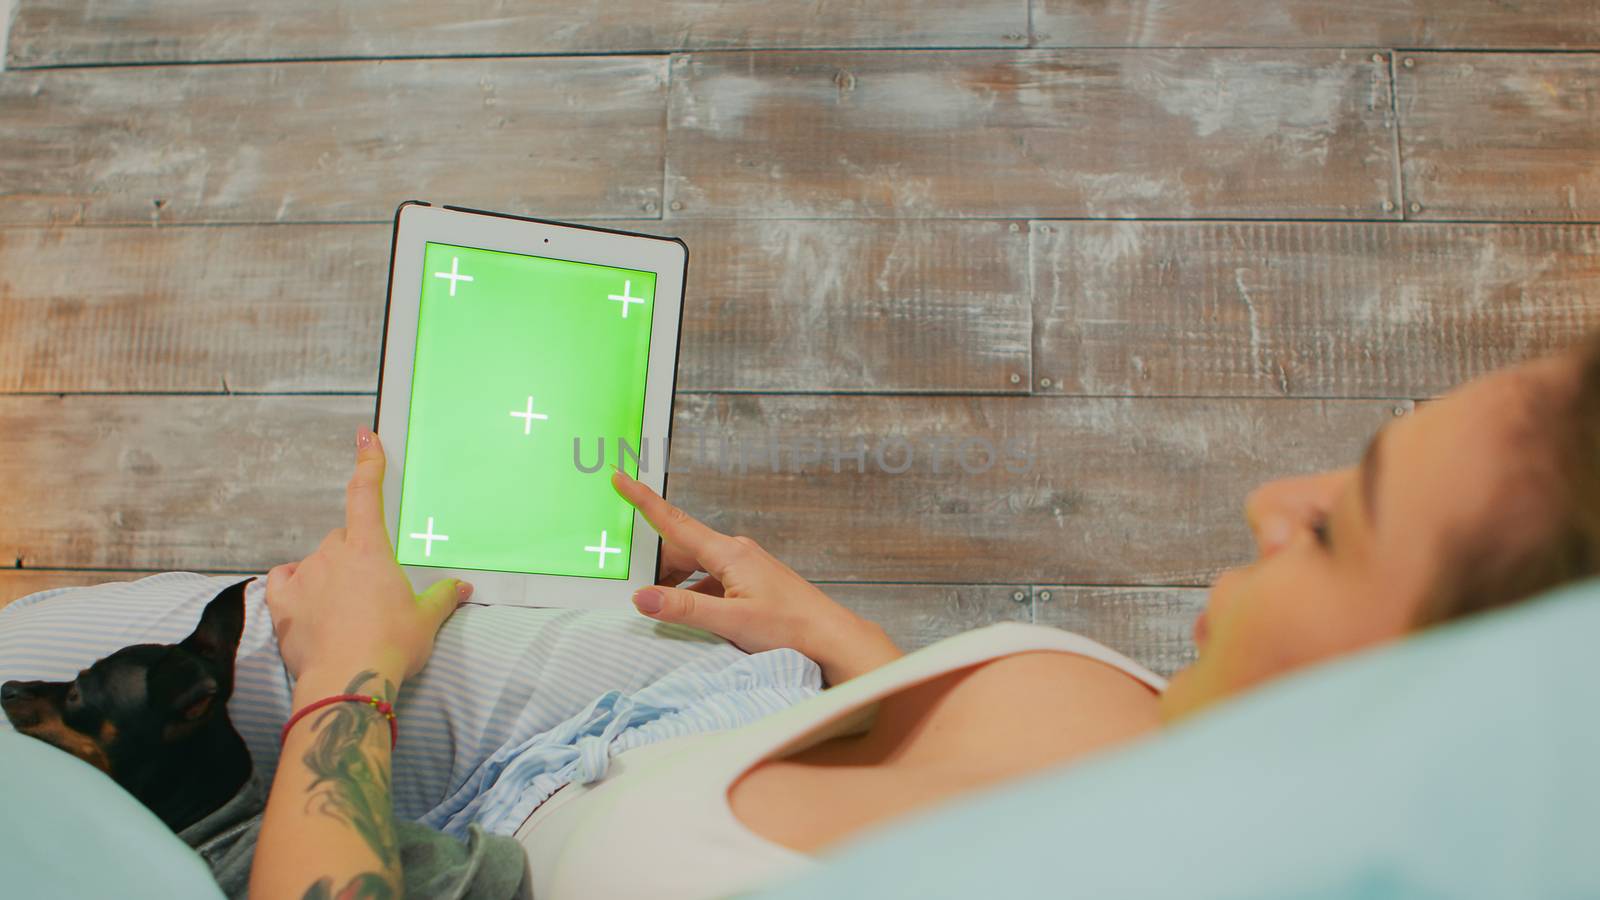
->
[911,622,1168,691]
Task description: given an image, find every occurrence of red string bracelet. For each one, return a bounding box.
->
[280,694,398,750]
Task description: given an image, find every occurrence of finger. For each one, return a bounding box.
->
[632,584,744,636]
[317,528,347,555]
[685,573,726,598]
[346,426,391,543]
[265,563,295,603]
[611,469,739,572]
[417,578,473,627]
[657,541,702,586]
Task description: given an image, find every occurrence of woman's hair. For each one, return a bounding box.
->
[1415,331,1600,627]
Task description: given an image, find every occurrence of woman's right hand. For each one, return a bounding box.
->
[612,469,900,685]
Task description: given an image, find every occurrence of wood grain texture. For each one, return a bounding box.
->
[1032,221,1600,398]
[0,570,199,610]
[1032,1,1600,49]
[1032,586,1205,677]
[0,224,389,392]
[0,394,361,571]
[1398,53,1600,221]
[0,220,1029,393]
[672,219,1031,392]
[666,50,1400,220]
[5,1,1028,68]
[0,58,667,226]
[819,582,1031,651]
[0,394,1400,581]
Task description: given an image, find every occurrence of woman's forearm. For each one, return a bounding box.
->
[250,665,406,900]
[804,606,904,686]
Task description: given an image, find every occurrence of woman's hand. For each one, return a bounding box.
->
[266,427,472,687]
[612,469,900,685]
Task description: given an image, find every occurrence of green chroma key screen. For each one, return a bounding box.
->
[396,241,656,579]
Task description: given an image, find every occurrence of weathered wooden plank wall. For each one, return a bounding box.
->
[1033,587,1208,677]
[0,59,668,225]
[5,1,1029,67]
[1033,222,1600,398]
[665,50,1401,219]
[13,1,1598,66]
[1397,54,1600,221]
[3,1,1598,672]
[0,221,1032,393]
[1032,1,1600,49]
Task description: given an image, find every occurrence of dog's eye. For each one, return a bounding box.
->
[65,685,81,707]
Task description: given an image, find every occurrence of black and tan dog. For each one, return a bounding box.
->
[1,579,255,832]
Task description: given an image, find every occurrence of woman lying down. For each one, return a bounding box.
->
[5,334,1597,900]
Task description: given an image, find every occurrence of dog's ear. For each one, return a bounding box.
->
[180,578,250,676]
[169,676,219,723]
[148,650,222,734]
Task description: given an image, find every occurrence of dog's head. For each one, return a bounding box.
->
[2,579,250,778]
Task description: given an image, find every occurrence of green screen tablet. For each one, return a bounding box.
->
[377,204,686,609]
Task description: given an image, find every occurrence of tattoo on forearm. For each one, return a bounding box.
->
[300,670,401,870]
[301,872,395,900]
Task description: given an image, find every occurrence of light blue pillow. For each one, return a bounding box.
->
[0,727,226,899]
[759,578,1600,899]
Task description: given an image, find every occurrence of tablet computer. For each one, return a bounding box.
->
[375,202,687,610]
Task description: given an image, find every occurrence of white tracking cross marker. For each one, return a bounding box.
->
[584,530,621,569]
[434,256,474,296]
[510,396,550,435]
[607,280,645,319]
[409,517,450,558]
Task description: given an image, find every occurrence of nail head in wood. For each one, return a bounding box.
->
[1409,201,1423,213]
[1403,58,1415,68]
[1393,405,1408,417]
[1039,377,1052,388]
[1038,590,1053,602]
[1012,590,1026,603]
[1371,53,1384,64]
[669,200,684,211]
[1009,373,1022,384]
[1382,200,1395,212]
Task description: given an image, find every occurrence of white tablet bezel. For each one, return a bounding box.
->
[375,202,686,610]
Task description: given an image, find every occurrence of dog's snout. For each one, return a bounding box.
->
[0,681,22,703]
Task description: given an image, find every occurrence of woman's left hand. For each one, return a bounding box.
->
[266,426,472,685]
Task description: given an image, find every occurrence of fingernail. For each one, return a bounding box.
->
[357,426,375,450]
[457,581,474,601]
[633,587,663,614]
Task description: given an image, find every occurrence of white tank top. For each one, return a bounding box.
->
[513,623,1167,899]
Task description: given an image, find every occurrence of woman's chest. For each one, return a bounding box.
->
[729,650,1162,853]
